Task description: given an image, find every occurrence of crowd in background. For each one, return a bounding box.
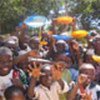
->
[0,22,100,100]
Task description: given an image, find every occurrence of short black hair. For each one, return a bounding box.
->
[4,85,24,100]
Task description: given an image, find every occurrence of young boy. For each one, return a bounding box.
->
[27,64,69,100]
[0,47,13,97]
[0,47,25,99]
[4,85,25,100]
[69,63,100,100]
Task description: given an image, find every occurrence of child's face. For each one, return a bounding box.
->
[56,43,66,53]
[29,40,39,50]
[81,68,95,84]
[0,54,13,76]
[40,70,53,88]
[11,92,25,100]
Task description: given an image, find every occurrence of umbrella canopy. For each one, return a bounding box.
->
[72,30,88,39]
[92,55,100,63]
[53,35,72,41]
[24,15,49,28]
[54,16,73,24]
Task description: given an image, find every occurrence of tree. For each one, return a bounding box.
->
[64,0,100,30]
[0,0,26,33]
[0,0,99,33]
[0,0,55,33]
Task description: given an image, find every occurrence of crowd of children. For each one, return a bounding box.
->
[0,23,100,100]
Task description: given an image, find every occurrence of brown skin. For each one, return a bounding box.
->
[0,54,13,76]
[56,43,66,53]
[54,61,66,72]
[0,36,4,45]
[44,33,55,42]
[14,50,41,65]
[27,77,36,98]
[27,65,65,99]
[69,40,82,66]
[0,96,3,100]
[40,70,53,89]
[41,33,56,49]
[71,17,76,31]
[11,79,24,90]
[55,54,72,68]
[17,61,28,73]
[94,38,100,55]
[29,39,40,50]
[80,68,95,83]
[68,68,95,100]
[0,54,24,95]
[95,64,100,84]
[18,29,30,50]
[9,92,25,100]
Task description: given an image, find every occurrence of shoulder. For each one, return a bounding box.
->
[89,83,100,91]
[34,85,44,93]
[52,80,69,93]
[95,84,100,91]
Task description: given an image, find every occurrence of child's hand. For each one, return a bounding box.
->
[51,67,62,80]
[81,92,92,100]
[78,74,89,94]
[27,62,41,78]
[72,43,79,51]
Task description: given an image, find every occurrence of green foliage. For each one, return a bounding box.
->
[0,0,55,33]
[65,0,100,30]
[0,0,26,33]
[0,0,99,33]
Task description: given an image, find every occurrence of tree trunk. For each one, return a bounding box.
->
[0,23,2,34]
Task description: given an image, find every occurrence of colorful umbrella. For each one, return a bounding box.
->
[53,35,72,41]
[24,15,49,28]
[92,55,100,63]
[72,30,88,39]
[54,16,73,24]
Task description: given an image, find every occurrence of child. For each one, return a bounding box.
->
[4,85,25,100]
[69,63,100,100]
[93,37,100,55]
[0,47,13,97]
[0,47,25,99]
[27,64,69,100]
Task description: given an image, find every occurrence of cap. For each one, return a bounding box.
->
[5,36,19,46]
[79,63,95,71]
[0,46,13,56]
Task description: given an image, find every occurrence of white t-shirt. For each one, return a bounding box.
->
[0,70,13,96]
[19,44,32,55]
[77,83,100,100]
[86,84,100,100]
[33,80,69,100]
